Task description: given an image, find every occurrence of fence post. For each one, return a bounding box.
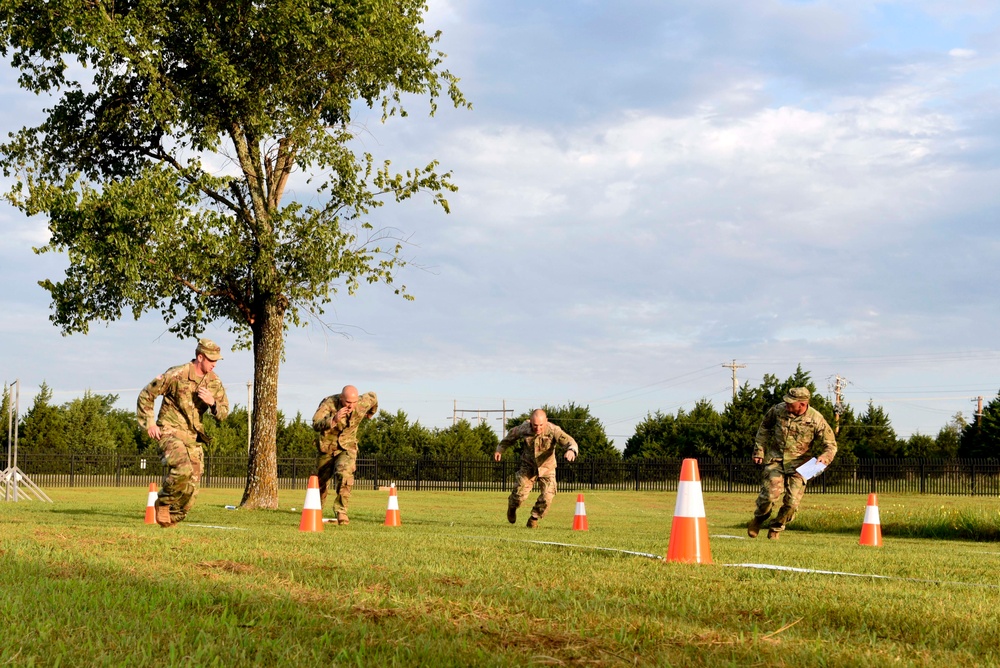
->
[870,459,876,494]
[590,459,596,490]
[416,459,422,492]
[920,459,925,494]
[634,460,640,491]
[115,451,121,487]
[70,453,75,488]
[726,459,733,493]
[501,459,507,493]
[971,462,976,494]
[459,460,465,492]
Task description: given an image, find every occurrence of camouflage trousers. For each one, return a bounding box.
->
[157,433,203,524]
[508,463,557,521]
[317,448,356,516]
[753,461,807,533]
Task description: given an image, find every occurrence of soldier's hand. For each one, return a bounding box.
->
[336,406,351,421]
[817,455,831,465]
[565,450,577,462]
[752,456,763,465]
[197,386,215,406]
[147,424,162,441]
[493,451,502,462]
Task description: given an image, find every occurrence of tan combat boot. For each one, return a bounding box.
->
[526,516,539,529]
[747,516,764,538]
[507,505,517,524]
[336,513,349,525]
[154,500,174,528]
[767,529,779,540]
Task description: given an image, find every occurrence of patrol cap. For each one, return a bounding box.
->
[783,387,810,403]
[195,338,223,361]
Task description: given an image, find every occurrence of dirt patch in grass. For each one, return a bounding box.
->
[198,560,256,575]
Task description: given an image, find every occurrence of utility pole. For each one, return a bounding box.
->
[451,400,513,437]
[721,360,746,401]
[974,396,984,425]
[830,375,848,434]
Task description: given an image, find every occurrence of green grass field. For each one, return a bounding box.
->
[3,487,1000,667]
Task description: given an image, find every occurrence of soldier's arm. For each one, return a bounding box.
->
[496,423,526,456]
[136,374,167,430]
[210,379,230,422]
[312,397,336,433]
[554,426,579,458]
[815,419,838,465]
[361,392,379,419]
[752,407,776,460]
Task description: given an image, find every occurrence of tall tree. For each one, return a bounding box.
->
[854,401,900,458]
[959,394,1000,459]
[0,0,468,507]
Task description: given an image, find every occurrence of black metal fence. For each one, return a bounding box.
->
[14,453,1000,496]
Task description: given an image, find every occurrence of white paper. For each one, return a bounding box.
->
[795,457,827,481]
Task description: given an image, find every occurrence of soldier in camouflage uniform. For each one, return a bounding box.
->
[137,339,230,528]
[312,385,378,524]
[749,387,837,540]
[494,409,579,528]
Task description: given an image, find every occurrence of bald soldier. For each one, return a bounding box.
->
[312,385,378,524]
[137,338,230,528]
[748,387,837,540]
[494,409,579,528]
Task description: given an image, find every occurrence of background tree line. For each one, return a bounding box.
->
[3,367,995,461]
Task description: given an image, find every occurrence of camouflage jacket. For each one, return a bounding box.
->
[753,403,837,469]
[312,392,379,455]
[496,421,579,476]
[137,362,230,443]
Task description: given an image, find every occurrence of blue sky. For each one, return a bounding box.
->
[3,0,1000,445]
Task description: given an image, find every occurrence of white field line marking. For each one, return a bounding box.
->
[711,534,748,540]
[184,524,249,531]
[460,536,1000,588]
[725,563,1000,589]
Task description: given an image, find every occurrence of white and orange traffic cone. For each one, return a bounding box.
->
[859,493,882,547]
[572,493,589,531]
[144,482,158,525]
[384,483,401,526]
[298,475,324,532]
[665,458,712,564]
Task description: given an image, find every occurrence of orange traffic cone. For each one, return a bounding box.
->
[298,475,324,532]
[144,482,158,525]
[665,458,712,564]
[572,493,589,531]
[859,493,882,547]
[384,483,401,526]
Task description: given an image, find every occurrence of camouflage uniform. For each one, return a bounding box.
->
[752,402,837,534]
[312,392,378,518]
[137,355,229,524]
[496,421,579,524]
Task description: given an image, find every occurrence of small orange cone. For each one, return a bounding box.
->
[144,482,158,525]
[384,483,401,526]
[859,493,882,547]
[665,459,712,564]
[572,493,589,531]
[298,475,324,532]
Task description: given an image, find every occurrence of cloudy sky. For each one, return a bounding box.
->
[3,0,1000,445]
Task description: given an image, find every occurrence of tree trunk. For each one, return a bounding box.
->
[240,296,286,509]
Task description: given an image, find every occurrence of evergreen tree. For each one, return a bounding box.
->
[19,383,67,454]
[623,411,678,459]
[277,412,318,459]
[959,393,1000,458]
[854,401,900,458]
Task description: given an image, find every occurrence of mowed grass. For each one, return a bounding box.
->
[2,487,1000,667]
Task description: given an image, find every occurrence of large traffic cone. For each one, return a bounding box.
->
[572,493,589,531]
[298,475,324,532]
[144,482,158,525]
[665,459,712,564]
[859,493,882,547]
[384,483,401,526]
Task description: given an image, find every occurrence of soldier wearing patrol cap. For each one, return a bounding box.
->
[748,387,837,540]
[137,338,230,527]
